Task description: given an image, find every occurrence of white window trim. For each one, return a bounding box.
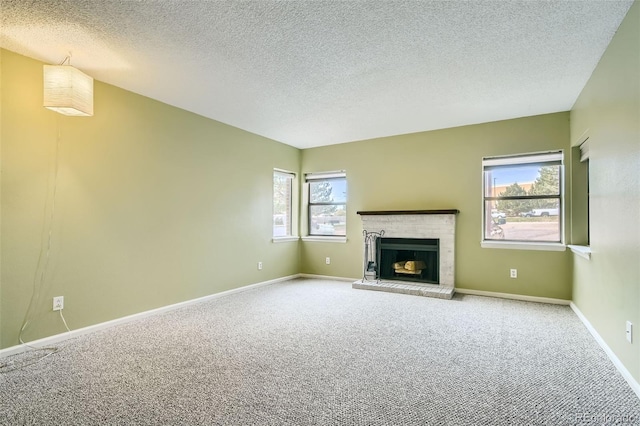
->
[481,241,566,251]
[483,151,563,167]
[568,244,591,260]
[301,236,347,243]
[577,140,590,248]
[481,150,565,250]
[579,139,589,162]
[305,171,346,180]
[272,236,300,243]
[274,170,295,177]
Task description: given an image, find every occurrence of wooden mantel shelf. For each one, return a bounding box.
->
[357,209,459,216]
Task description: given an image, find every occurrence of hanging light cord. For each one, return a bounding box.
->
[1,117,71,373]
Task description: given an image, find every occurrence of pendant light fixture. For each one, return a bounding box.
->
[43,57,93,117]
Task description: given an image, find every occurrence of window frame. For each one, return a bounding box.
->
[305,171,347,238]
[579,139,590,246]
[568,138,591,258]
[481,151,566,250]
[273,169,295,239]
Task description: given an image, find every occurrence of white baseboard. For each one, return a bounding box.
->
[570,302,640,399]
[298,273,360,282]
[0,274,298,359]
[455,288,571,305]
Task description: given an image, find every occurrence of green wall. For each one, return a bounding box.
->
[570,1,640,384]
[301,113,572,300]
[0,50,300,349]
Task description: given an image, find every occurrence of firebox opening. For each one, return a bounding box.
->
[378,238,439,284]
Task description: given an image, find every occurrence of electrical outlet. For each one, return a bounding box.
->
[258,262,263,270]
[53,296,64,311]
[325,257,331,265]
[626,321,633,343]
[510,269,517,278]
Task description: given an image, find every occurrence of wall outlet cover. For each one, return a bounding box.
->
[53,296,64,311]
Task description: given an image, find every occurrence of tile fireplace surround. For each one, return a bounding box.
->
[354,210,459,299]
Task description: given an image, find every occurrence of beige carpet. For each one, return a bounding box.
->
[1,278,639,425]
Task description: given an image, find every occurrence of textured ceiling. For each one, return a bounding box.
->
[1,1,634,148]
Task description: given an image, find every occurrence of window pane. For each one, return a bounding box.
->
[309,205,346,236]
[273,173,292,237]
[484,200,561,242]
[485,164,560,197]
[310,179,347,203]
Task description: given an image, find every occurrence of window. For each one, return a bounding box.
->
[579,139,590,245]
[306,171,347,237]
[568,138,591,258]
[482,151,564,245]
[273,170,294,237]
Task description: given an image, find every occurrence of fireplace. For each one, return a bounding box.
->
[355,209,458,299]
[378,237,439,284]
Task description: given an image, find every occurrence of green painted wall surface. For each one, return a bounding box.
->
[0,50,301,349]
[570,1,640,383]
[301,113,572,299]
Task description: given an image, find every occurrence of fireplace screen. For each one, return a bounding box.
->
[377,238,439,284]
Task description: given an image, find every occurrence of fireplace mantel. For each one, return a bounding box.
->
[357,209,459,216]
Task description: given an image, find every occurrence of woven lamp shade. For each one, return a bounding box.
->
[43,65,93,116]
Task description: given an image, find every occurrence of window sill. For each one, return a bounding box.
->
[568,245,591,260]
[272,236,300,243]
[481,241,566,251]
[302,236,347,243]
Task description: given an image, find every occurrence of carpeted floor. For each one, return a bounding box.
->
[1,278,639,425]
